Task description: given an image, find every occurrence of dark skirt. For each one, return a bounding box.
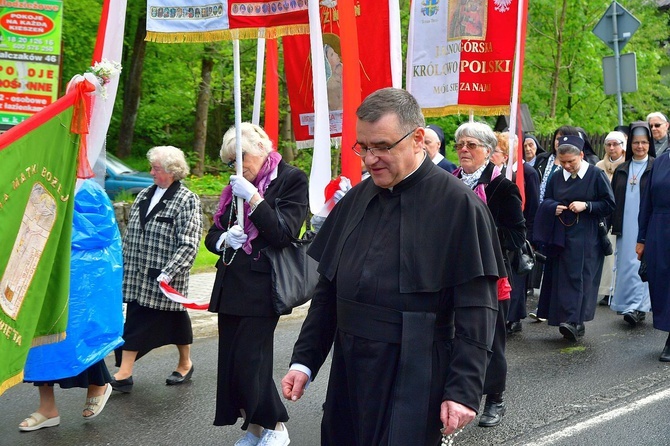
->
[115,301,193,366]
[214,314,288,430]
[483,298,509,395]
[28,359,111,388]
[508,269,528,322]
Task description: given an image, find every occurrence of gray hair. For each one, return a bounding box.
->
[220,122,273,162]
[454,121,497,157]
[146,146,190,181]
[356,87,425,133]
[557,143,582,156]
[646,111,668,123]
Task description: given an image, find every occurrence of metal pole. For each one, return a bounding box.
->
[611,2,624,126]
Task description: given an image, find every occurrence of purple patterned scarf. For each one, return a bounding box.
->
[213,151,282,254]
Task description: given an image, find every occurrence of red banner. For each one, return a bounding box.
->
[283,1,392,147]
[406,0,521,116]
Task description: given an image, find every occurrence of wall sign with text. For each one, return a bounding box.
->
[0,0,62,129]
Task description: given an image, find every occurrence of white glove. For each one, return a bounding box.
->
[230,175,258,202]
[333,190,346,203]
[157,272,172,284]
[226,224,248,250]
[333,177,352,204]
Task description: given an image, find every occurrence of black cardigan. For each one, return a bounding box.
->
[610,157,654,236]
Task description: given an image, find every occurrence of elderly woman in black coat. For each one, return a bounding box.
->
[452,122,526,428]
[205,123,308,446]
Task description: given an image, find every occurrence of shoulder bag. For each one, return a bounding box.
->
[511,239,536,276]
[262,200,319,315]
[638,253,648,282]
[598,219,613,256]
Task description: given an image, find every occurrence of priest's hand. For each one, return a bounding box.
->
[555,204,568,216]
[440,400,475,435]
[281,370,309,401]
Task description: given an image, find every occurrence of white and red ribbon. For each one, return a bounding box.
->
[159,281,209,310]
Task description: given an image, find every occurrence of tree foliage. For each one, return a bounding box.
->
[59,1,670,172]
[524,0,670,134]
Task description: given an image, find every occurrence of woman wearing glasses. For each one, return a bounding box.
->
[595,131,627,306]
[610,123,655,327]
[205,122,308,446]
[452,122,526,428]
[637,119,670,361]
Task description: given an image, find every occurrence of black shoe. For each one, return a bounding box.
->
[166,365,194,385]
[559,322,578,341]
[576,323,585,337]
[598,295,609,306]
[623,311,639,327]
[478,399,506,427]
[526,288,535,297]
[660,346,670,362]
[110,376,133,393]
[506,321,522,334]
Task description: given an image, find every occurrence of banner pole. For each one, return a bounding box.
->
[233,38,244,224]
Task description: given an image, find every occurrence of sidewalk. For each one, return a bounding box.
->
[186,272,310,338]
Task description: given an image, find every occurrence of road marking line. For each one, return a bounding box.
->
[527,386,670,445]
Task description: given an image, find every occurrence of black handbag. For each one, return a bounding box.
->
[262,201,319,316]
[598,220,613,256]
[511,239,536,276]
[638,253,648,282]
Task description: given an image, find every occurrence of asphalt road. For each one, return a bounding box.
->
[2,295,670,445]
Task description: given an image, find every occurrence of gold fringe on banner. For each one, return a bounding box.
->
[295,137,343,150]
[31,331,66,347]
[145,24,310,43]
[0,370,23,396]
[423,104,511,118]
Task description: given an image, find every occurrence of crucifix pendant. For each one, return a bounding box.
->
[630,177,637,190]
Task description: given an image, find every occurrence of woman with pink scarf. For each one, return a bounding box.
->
[452,122,526,429]
[205,123,308,446]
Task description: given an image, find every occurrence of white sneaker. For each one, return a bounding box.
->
[234,432,261,446]
[257,423,290,446]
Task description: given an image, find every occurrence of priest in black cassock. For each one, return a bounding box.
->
[534,135,615,341]
[281,88,506,446]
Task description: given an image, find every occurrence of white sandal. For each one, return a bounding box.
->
[83,383,112,419]
[18,412,60,431]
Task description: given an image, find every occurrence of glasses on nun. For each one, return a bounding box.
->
[352,128,416,157]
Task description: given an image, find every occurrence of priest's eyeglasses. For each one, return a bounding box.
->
[352,128,416,157]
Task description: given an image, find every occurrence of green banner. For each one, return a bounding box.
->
[0,0,62,129]
[0,104,77,395]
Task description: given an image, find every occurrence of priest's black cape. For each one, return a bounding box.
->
[290,157,507,446]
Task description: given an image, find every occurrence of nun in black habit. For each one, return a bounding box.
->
[534,135,615,341]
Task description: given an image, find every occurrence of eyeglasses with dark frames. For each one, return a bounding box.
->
[351,128,417,157]
[650,123,666,129]
[226,152,246,169]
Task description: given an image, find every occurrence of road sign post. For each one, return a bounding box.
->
[593,1,641,126]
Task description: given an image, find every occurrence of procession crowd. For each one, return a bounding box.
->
[16,88,670,446]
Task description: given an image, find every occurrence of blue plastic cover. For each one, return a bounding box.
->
[24,180,124,381]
